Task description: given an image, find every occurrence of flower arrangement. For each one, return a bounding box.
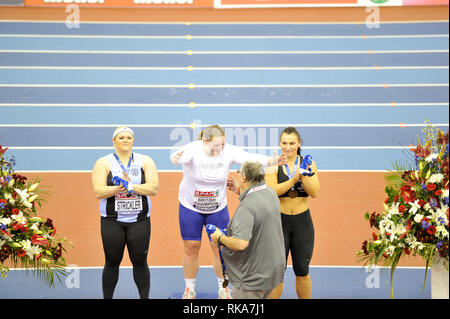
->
[357,122,449,298]
[0,144,70,286]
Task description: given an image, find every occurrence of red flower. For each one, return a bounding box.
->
[0,229,12,238]
[45,218,54,229]
[402,190,416,203]
[399,205,406,213]
[427,183,437,191]
[393,195,399,202]
[400,185,411,192]
[12,222,28,233]
[31,234,49,247]
[404,247,410,255]
[11,174,27,185]
[0,145,8,155]
[406,219,412,232]
[434,190,443,196]
[35,253,42,261]
[11,208,19,215]
[437,130,449,145]
[369,212,379,228]
[372,232,378,240]
[418,199,427,207]
[0,199,6,205]
[362,240,369,255]
[18,249,26,258]
[427,225,437,236]
[411,143,431,158]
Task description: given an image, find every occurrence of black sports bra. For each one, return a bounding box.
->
[277,158,308,198]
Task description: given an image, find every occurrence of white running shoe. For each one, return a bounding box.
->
[182,288,196,299]
[218,286,232,299]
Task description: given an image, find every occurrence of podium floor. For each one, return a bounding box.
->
[0,266,431,299]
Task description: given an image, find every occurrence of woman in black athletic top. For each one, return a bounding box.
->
[92,126,159,299]
[266,127,320,299]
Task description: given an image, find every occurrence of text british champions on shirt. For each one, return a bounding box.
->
[193,190,220,211]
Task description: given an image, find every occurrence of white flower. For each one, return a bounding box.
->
[25,245,42,260]
[4,192,15,205]
[436,225,449,239]
[410,241,425,252]
[409,200,421,215]
[385,246,396,256]
[425,153,438,162]
[442,189,449,198]
[379,218,394,235]
[405,233,417,245]
[14,188,30,201]
[385,223,407,242]
[393,223,406,236]
[0,217,11,226]
[29,222,40,231]
[14,188,33,208]
[0,238,5,247]
[11,211,27,225]
[388,203,400,216]
[429,173,444,184]
[414,214,424,223]
[20,239,31,250]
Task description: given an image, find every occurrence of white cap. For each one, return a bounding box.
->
[113,127,134,139]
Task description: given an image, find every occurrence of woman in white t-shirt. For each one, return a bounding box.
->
[170,125,286,299]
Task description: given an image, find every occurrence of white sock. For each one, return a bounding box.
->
[217,277,224,289]
[185,278,196,291]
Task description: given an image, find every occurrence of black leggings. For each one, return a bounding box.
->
[100,217,151,299]
[281,209,314,277]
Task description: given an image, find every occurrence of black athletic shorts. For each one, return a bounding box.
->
[281,209,315,277]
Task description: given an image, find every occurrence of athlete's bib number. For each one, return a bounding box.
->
[193,190,219,211]
[115,193,142,216]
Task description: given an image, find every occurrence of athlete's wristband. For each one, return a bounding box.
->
[126,183,134,197]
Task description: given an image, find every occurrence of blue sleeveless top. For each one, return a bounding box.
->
[99,153,151,223]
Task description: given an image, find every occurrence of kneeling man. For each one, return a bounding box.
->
[211,161,286,299]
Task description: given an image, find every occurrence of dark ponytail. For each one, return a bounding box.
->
[280,127,302,156]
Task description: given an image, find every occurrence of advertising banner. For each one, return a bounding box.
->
[214,0,404,8]
[24,0,448,7]
[24,0,213,7]
[0,0,24,5]
[403,0,448,5]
